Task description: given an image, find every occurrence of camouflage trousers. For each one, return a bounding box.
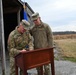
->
[37,64,51,75]
[10,57,23,75]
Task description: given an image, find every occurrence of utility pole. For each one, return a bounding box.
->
[0,0,6,75]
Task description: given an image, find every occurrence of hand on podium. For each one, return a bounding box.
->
[20,49,26,53]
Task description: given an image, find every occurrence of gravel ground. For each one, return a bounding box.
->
[55,60,76,75]
[0,59,76,75]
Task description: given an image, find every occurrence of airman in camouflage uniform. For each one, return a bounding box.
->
[30,12,53,75]
[8,20,34,75]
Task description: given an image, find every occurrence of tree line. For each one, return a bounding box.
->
[53,31,76,35]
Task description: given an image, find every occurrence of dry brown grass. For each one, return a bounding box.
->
[54,34,76,40]
[54,39,76,58]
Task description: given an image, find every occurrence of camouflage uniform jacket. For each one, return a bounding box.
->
[8,26,34,57]
[30,22,53,49]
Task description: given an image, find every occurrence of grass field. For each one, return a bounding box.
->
[54,39,76,62]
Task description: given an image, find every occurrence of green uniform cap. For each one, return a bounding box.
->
[21,19,30,30]
[31,12,39,21]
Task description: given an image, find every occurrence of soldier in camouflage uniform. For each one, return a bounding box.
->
[8,20,34,75]
[30,12,53,75]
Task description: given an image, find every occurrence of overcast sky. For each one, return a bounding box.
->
[22,0,76,32]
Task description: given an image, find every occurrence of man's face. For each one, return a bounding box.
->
[33,17,41,25]
[19,25,26,33]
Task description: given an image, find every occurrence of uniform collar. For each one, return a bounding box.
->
[15,26,22,35]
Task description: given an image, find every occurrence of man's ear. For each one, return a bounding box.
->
[39,17,40,19]
[39,17,41,21]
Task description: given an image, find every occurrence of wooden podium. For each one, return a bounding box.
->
[15,47,55,75]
